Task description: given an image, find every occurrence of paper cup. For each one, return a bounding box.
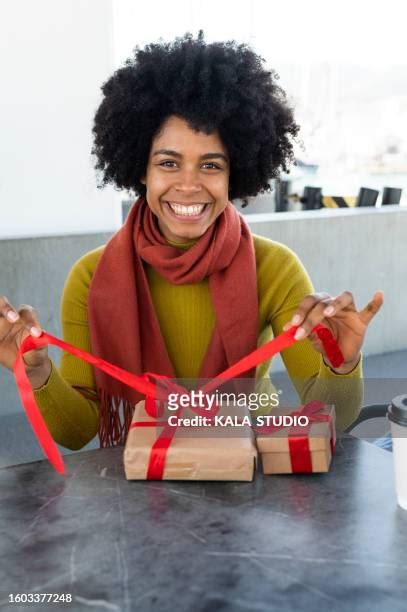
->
[388,395,407,510]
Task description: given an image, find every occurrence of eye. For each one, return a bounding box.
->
[202,162,222,170]
[158,160,178,168]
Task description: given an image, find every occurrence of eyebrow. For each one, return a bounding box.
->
[152,149,229,162]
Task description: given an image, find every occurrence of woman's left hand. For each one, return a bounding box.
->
[283,290,384,374]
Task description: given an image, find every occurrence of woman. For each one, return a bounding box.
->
[0,33,383,449]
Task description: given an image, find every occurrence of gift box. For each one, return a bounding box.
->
[124,400,258,481]
[255,403,336,474]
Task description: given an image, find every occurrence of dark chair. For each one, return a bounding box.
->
[345,402,392,450]
[301,186,322,210]
[345,395,407,434]
[274,179,291,212]
[356,187,379,207]
[344,404,388,433]
[344,397,407,451]
[382,187,402,206]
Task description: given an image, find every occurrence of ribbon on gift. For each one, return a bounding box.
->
[13,323,343,476]
[254,400,335,473]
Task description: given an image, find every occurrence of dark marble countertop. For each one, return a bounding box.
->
[1,436,407,612]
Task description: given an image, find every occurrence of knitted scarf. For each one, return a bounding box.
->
[88,197,258,447]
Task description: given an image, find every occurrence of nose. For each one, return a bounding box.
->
[174,168,202,194]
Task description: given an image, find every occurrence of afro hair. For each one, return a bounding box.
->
[92,31,299,203]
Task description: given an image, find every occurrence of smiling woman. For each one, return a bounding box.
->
[0,32,382,451]
[142,116,230,242]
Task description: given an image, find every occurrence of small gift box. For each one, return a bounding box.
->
[255,403,336,474]
[124,401,258,481]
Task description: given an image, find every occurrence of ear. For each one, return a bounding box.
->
[140,177,146,185]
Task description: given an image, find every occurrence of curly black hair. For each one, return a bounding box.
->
[92,32,299,203]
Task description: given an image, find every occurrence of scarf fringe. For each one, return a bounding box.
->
[98,389,135,448]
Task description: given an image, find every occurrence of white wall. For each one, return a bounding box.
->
[0,0,120,238]
[113,0,407,67]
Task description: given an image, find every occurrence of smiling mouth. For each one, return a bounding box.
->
[163,201,211,220]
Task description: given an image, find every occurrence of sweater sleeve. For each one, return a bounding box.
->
[33,247,105,450]
[254,235,363,431]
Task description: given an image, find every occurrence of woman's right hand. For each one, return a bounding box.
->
[0,295,51,387]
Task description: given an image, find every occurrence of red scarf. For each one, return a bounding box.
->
[88,197,258,447]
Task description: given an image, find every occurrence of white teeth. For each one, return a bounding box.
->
[167,202,207,216]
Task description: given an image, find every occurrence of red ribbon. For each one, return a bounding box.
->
[289,437,313,472]
[13,323,343,477]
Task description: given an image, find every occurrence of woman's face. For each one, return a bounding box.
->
[142,115,230,243]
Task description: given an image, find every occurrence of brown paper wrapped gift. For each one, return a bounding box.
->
[124,401,257,481]
[255,404,336,474]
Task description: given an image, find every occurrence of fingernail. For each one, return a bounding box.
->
[323,306,335,316]
[7,311,19,322]
[30,326,42,337]
[291,314,301,325]
[294,327,306,340]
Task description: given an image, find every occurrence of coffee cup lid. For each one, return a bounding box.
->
[388,395,407,426]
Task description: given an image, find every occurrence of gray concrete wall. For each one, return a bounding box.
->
[1,206,406,417]
[0,233,113,418]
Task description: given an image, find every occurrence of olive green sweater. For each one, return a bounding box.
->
[33,233,362,449]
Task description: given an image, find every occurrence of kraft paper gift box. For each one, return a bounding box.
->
[255,404,336,474]
[124,400,258,481]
